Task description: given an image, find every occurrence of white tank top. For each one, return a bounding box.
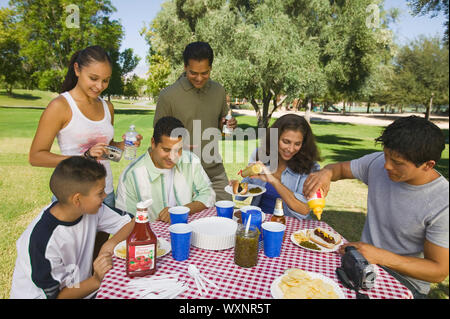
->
[57,92,114,194]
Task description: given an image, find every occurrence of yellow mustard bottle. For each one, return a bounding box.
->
[307,189,325,220]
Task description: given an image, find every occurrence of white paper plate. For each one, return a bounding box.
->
[190,217,238,250]
[271,270,345,299]
[291,229,342,253]
[114,238,171,259]
[224,184,266,197]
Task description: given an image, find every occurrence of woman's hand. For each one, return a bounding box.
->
[85,143,108,159]
[250,161,279,185]
[121,134,144,148]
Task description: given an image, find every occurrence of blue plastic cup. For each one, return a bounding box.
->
[169,206,190,224]
[168,223,192,261]
[215,200,235,219]
[240,205,261,222]
[241,208,263,241]
[262,222,286,258]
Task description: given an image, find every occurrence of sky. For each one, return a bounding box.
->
[1,0,447,77]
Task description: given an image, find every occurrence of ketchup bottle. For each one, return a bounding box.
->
[126,199,158,278]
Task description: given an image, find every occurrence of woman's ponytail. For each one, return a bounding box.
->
[60,50,81,93]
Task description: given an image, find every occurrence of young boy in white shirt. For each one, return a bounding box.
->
[10,156,134,299]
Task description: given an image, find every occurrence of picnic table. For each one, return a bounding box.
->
[96,207,413,299]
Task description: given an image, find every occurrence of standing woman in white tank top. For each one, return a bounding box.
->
[29,46,143,207]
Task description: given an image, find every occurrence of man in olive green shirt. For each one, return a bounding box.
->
[154,42,237,201]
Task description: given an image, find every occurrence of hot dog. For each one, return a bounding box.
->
[232,180,249,195]
[307,227,341,249]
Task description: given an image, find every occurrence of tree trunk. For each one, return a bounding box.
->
[292,98,299,112]
[425,94,433,121]
[301,98,308,111]
[259,90,273,128]
[251,98,263,127]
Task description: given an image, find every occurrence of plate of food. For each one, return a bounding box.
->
[291,227,342,253]
[271,268,345,299]
[114,238,171,259]
[225,182,266,197]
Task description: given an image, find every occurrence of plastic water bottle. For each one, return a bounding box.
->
[222,111,233,137]
[124,125,138,160]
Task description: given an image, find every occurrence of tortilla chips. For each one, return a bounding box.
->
[278,269,339,299]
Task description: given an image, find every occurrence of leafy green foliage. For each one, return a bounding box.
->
[3,0,139,94]
[0,8,24,95]
[381,36,449,114]
[143,0,394,127]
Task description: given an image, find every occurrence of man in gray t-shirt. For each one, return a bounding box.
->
[304,116,449,298]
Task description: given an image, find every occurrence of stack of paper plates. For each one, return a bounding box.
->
[190,217,238,250]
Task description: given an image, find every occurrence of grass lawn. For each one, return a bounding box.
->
[0,89,151,109]
[0,102,448,299]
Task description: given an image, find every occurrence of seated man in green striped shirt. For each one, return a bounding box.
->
[115,116,216,222]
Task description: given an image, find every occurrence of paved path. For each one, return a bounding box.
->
[3,103,447,129]
[231,109,449,129]
[113,103,449,129]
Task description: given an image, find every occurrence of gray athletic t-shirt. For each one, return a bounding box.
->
[350,152,449,295]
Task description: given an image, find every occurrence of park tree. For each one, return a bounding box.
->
[123,74,147,100]
[386,36,449,119]
[143,0,393,127]
[0,8,24,95]
[318,0,396,112]
[141,22,173,100]
[5,0,138,94]
[103,48,140,100]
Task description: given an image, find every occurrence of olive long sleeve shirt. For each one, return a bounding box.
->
[154,74,229,177]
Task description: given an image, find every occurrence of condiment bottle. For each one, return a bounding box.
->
[307,189,325,220]
[239,163,264,177]
[126,199,158,278]
[270,198,286,225]
[222,110,233,137]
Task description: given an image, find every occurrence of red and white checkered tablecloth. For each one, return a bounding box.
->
[96,207,413,299]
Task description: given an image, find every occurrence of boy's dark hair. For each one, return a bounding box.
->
[375,116,445,167]
[183,41,214,66]
[61,45,112,93]
[153,116,186,145]
[50,156,106,204]
[259,114,321,174]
